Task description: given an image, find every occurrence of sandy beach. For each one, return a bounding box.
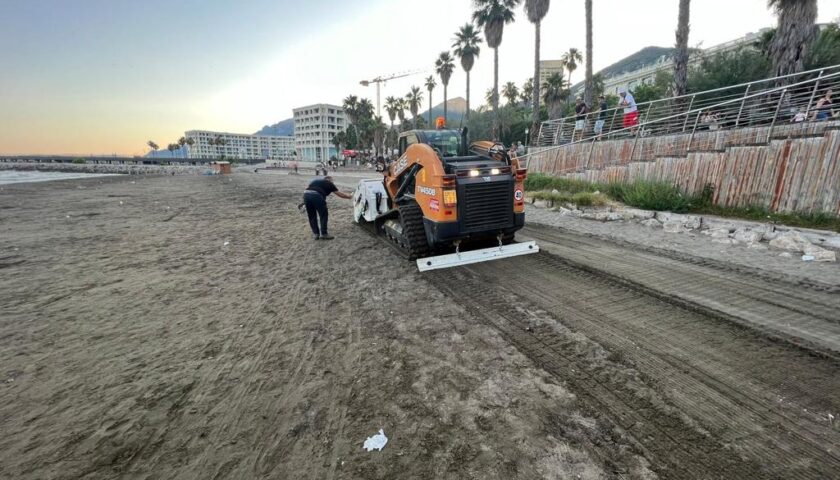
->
[2,172,838,479]
[0,173,636,479]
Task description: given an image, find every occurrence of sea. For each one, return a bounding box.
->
[0,170,120,185]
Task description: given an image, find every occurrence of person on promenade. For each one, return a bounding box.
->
[303,176,352,240]
[594,95,608,137]
[573,97,588,142]
[618,87,639,133]
[813,89,834,121]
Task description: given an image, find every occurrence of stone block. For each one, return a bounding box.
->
[769,230,812,253]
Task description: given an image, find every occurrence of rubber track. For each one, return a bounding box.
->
[399,203,431,261]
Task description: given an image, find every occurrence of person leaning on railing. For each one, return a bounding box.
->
[618,87,639,133]
[812,89,834,121]
[594,95,608,137]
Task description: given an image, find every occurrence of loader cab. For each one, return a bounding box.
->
[399,129,465,158]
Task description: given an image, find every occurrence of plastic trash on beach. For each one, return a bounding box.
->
[802,254,815,261]
[223,241,230,246]
[363,429,388,452]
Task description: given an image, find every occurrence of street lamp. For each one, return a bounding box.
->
[525,128,530,148]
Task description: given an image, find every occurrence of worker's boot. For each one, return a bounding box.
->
[320,234,335,240]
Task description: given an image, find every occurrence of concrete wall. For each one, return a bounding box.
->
[529,121,840,214]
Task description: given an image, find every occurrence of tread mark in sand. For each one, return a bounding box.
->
[427,267,769,480]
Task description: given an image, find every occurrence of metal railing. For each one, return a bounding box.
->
[523,67,840,174]
[537,64,840,147]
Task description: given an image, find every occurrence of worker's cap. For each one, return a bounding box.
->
[618,87,627,94]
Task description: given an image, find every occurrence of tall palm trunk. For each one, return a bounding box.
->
[532,21,541,141]
[466,70,471,120]
[428,94,433,125]
[493,47,499,138]
[770,0,818,84]
[674,0,691,96]
[584,0,593,108]
[443,84,448,125]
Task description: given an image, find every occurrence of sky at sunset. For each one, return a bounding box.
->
[1,0,837,156]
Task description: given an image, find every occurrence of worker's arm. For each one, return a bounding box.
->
[334,191,353,200]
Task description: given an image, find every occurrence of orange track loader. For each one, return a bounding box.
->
[353,128,539,271]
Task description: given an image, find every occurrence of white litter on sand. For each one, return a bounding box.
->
[363,429,388,452]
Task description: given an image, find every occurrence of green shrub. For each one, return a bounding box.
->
[607,181,693,212]
[72,158,86,164]
[571,191,609,207]
[525,173,602,194]
[529,190,609,207]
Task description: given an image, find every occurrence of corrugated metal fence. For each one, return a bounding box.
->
[529,121,840,214]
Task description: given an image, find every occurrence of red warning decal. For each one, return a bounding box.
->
[429,199,440,211]
[514,189,524,201]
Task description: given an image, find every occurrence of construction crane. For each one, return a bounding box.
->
[360,69,426,118]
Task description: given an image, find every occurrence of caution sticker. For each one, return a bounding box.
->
[429,199,440,211]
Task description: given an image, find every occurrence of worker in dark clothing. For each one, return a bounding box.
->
[303,176,352,240]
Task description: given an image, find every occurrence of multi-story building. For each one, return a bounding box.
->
[293,104,347,162]
[539,60,567,85]
[184,130,295,160]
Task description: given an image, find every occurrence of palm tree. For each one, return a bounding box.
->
[673,0,691,97]
[473,0,520,136]
[561,47,582,87]
[542,73,568,119]
[373,117,387,156]
[453,23,483,120]
[424,76,437,126]
[768,0,819,81]
[358,99,374,121]
[405,86,424,128]
[147,141,159,156]
[502,82,520,106]
[343,95,359,125]
[211,135,227,159]
[167,143,178,158]
[384,96,399,129]
[332,131,346,160]
[521,78,534,105]
[485,88,495,107]
[184,137,195,159]
[525,0,550,141]
[396,98,407,126]
[435,51,455,125]
[584,0,594,108]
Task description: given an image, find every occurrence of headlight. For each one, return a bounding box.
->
[469,169,480,177]
[490,168,500,175]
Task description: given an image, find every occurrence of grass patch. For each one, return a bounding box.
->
[525,174,602,194]
[605,181,696,213]
[694,205,840,232]
[526,173,840,231]
[531,190,609,207]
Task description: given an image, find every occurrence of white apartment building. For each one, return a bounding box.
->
[293,104,347,162]
[185,130,295,160]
